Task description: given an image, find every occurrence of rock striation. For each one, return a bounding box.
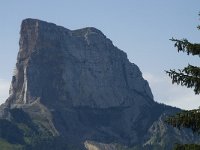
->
[1,19,200,150]
[8,18,153,109]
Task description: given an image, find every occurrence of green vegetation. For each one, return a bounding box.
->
[0,139,24,150]
[165,13,200,149]
[0,119,24,144]
[0,108,75,150]
[173,143,200,150]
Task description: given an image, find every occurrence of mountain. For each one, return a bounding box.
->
[0,19,199,150]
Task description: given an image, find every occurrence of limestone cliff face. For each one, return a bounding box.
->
[8,18,153,109]
[2,19,199,150]
[5,19,157,147]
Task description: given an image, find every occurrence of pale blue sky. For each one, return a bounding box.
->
[0,0,199,109]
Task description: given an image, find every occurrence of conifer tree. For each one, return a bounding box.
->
[165,13,200,149]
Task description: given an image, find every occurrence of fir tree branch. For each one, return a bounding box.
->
[166,109,200,134]
[170,38,200,56]
[165,13,200,149]
[183,65,200,78]
[166,68,200,94]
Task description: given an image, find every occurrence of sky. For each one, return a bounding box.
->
[0,0,199,110]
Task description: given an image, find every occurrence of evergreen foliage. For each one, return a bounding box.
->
[0,119,24,144]
[165,13,200,149]
[173,143,200,150]
[166,109,200,133]
[166,64,200,94]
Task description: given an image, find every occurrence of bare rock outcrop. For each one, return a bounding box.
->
[1,19,199,150]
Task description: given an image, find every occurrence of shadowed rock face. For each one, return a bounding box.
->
[8,18,153,109]
[6,18,156,145]
[1,19,199,149]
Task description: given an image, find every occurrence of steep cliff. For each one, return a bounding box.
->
[0,19,199,150]
[8,19,153,108]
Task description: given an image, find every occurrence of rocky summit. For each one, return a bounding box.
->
[0,19,199,150]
